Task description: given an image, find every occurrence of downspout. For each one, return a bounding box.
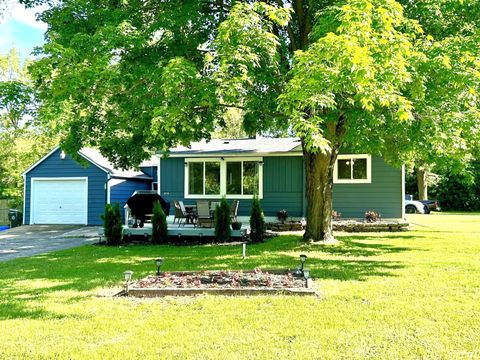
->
[157,155,161,195]
[22,174,26,225]
[105,173,111,205]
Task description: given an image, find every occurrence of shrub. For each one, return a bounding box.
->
[214,197,231,242]
[364,210,381,223]
[101,203,123,245]
[250,195,266,243]
[152,201,168,244]
[430,161,480,211]
[276,209,288,224]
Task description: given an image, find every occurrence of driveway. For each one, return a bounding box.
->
[0,225,99,262]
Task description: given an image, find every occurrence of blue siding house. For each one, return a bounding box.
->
[22,147,152,225]
[160,138,404,220]
[23,138,404,226]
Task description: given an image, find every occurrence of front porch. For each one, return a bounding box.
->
[123,216,249,239]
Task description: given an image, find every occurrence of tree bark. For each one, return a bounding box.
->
[303,148,338,243]
[302,116,345,243]
[416,167,428,200]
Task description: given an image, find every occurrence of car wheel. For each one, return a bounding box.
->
[423,206,430,214]
[405,205,417,214]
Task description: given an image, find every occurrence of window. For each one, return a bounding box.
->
[334,155,371,183]
[152,182,158,191]
[185,158,263,198]
[187,161,221,196]
[226,161,260,196]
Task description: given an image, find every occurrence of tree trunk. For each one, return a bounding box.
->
[416,167,428,200]
[303,147,339,243]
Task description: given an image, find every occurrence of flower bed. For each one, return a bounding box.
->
[124,269,316,297]
[267,219,409,232]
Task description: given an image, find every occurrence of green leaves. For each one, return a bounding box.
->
[14,0,479,173]
[151,57,218,152]
[279,0,420,154]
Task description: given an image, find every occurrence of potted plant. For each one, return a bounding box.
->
[231,221,242,230]
[332,210,342,220]
[276,209,288,224]
[364,210,381,223]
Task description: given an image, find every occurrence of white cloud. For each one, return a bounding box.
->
[2,2,48,31]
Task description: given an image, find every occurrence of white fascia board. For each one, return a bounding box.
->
[168,151,303,158]
[22,146,60,176]
[22,146,112,176]
[77,151,111,174]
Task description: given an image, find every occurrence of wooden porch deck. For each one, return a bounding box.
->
[123,223,248,239]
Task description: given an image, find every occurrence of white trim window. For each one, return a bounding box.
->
[334,154,372,184]
[184,157,263,199]
[185,159,221,198]
[225,160,262,198]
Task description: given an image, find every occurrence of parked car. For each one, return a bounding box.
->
[405,195,440,214]
[418,199,441,213]
[405,199,426,214]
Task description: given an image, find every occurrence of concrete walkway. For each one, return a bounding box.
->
[0,225,99,262]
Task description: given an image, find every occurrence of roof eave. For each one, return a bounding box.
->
[167,151,303,158]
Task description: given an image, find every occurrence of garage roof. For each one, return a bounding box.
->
[23,146,153,180]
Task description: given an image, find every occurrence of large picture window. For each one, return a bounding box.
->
[226,161,259,196]
[187,161,221,196]
[185,158,263,198]
[333,155,371,184]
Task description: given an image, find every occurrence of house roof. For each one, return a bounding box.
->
[23,146,153,180]
[78,148,153,180]
[169,137,302,156]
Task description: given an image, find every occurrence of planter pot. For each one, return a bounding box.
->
[232,222,242,231]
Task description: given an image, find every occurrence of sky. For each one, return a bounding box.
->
[0,1,47,61]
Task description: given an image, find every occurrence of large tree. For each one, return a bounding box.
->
[19,0,479,241]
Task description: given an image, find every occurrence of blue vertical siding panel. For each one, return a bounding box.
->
[333,156,402,218]
[159,157,185,202]
[262,156,303,217]
[25,148,108,225]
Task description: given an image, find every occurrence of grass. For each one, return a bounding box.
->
[0,213,479,359]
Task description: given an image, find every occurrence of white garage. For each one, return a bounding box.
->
[30,178,88,225]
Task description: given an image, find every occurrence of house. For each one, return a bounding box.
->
[22,147,154,225]
[22,138,404,225]
[161,138,404,220]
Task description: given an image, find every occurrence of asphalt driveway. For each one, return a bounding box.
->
[0,225,99,262]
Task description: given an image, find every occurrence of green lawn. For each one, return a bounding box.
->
[1,214,479,359]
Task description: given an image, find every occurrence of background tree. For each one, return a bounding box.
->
[20,0,480,241]
[0,48,56,208]
[399,0,480,200]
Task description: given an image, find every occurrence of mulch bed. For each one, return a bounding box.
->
[122,269,316,297]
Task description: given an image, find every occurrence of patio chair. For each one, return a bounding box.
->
[231,200,239,222]
[210,201,221,213]
[173,200,191,227]
[197,200,214,228]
